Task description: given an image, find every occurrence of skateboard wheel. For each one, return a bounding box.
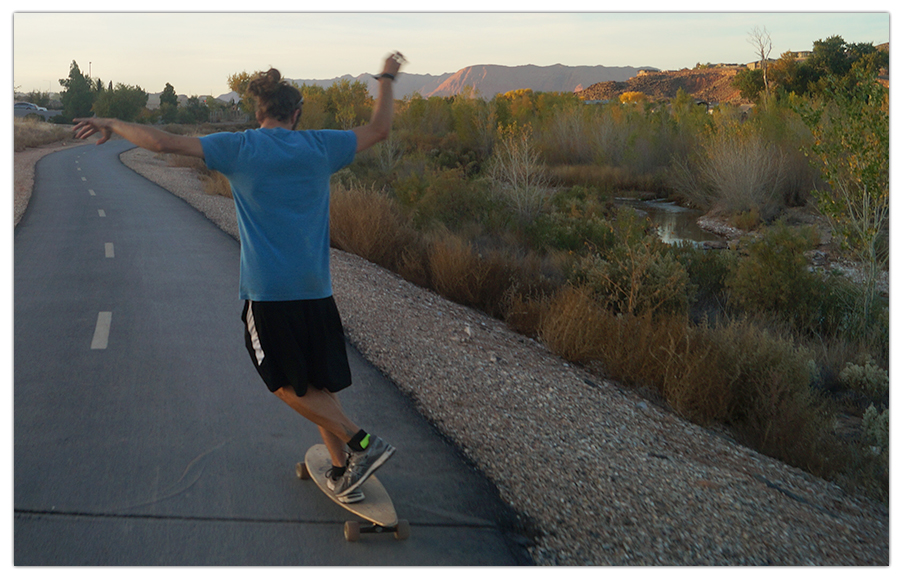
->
[296,462,311,480]
[394,519,410,540]
[344,520,360,542]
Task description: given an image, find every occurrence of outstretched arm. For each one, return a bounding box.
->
[352,52,405,153]
[73,117,205,159]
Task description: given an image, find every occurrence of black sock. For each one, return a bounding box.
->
[347,429,369,452]
[330,465,346,479]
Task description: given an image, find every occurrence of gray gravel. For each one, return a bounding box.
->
[108,147,890,565]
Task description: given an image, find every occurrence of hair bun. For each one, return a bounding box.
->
[249,68,283,98]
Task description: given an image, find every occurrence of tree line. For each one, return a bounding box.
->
[54,60,220,124]
[733,34,887,100]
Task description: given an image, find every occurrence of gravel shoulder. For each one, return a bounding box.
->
[15,140,890,566]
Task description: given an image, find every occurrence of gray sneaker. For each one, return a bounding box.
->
[334,435,396,497]
[326,467,365,504]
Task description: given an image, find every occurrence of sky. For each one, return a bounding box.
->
[11,4,891,99]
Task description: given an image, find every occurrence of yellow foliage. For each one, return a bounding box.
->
[619,91,648,104]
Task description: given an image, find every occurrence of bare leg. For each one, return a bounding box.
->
[274,384,360,462]
[318,426,348,468]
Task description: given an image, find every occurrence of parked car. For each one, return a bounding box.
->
[14,102,47,111]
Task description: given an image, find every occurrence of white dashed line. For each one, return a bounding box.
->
[81,177,86,181]
[98,210,106,217]
[91,312,113,350]
[105,243,114,258]
[89,189,96,196]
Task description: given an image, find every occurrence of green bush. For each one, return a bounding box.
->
[671,243,737,304]
[726,222,821,324]
[394,165,495,231]
[839,357,889,400]
[575,207,693,317]
[862,405,889,451]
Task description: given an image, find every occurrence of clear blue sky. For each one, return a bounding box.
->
[11,5,891,98]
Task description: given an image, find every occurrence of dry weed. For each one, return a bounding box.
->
[14,118,72,152]
[329,184,418,271]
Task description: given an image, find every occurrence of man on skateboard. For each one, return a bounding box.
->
[73,52,406,501]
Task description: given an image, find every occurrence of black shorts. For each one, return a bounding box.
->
[241,297,352,395]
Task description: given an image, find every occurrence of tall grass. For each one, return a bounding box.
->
[14,118,72,151]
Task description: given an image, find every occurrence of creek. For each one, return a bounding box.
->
[617,198,724,246]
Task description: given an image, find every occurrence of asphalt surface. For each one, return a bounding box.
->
[14,140,533,566]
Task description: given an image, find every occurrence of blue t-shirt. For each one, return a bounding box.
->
[200,128,357,301]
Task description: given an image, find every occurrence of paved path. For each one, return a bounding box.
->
[14,140,532,566]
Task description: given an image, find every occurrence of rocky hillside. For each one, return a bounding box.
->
[426,63,647,97]
[578,67,750,104]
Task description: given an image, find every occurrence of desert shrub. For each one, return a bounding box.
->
[486,122,552,222]
[731,207,761,231]
[701,127,789,221]
[539,285,839,476]
[538,286,610,364]
[726,222,822,326]
[666,153,717,211]
[670,243,737,314]
[504,286,551,339]
[695,319,839,475]
[394,165,495,230]
[838,357,889,400]
[329,183,419,272]
[862,405,889,451]
[574,207,693,317]
[426,230,533,319]
[526,210,616,255]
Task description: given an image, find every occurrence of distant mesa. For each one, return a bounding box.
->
[207,63,653,104]
[150,63,755,107]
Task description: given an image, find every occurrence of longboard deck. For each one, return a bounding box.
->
[300,444,399,529]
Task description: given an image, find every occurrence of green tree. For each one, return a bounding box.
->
[159,83,179,122]
[176,95,209,124]
[296,84,329,129]
[92,83,148,121]
[325,79,371,129]
[769,36,888,97]
[227,70,256,115]
[22,90,51,108]
[733,67,765,101]
[58,60,94,121]
[796,74,889,333]
[160,82,178,107]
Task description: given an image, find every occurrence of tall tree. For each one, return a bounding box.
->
[160,83,178,107]
[159,82,179,123]
[58,60,94,121]
[92,83,148,121]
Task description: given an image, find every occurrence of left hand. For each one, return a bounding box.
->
[381,51,406,77]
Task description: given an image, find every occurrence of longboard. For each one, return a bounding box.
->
[297,443,410,542]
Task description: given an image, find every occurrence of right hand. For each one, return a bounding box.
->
[73,117,114,144]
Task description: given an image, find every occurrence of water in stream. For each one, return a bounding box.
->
[618,198,724,246]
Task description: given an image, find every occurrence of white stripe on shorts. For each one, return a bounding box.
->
[246,301,266,365]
